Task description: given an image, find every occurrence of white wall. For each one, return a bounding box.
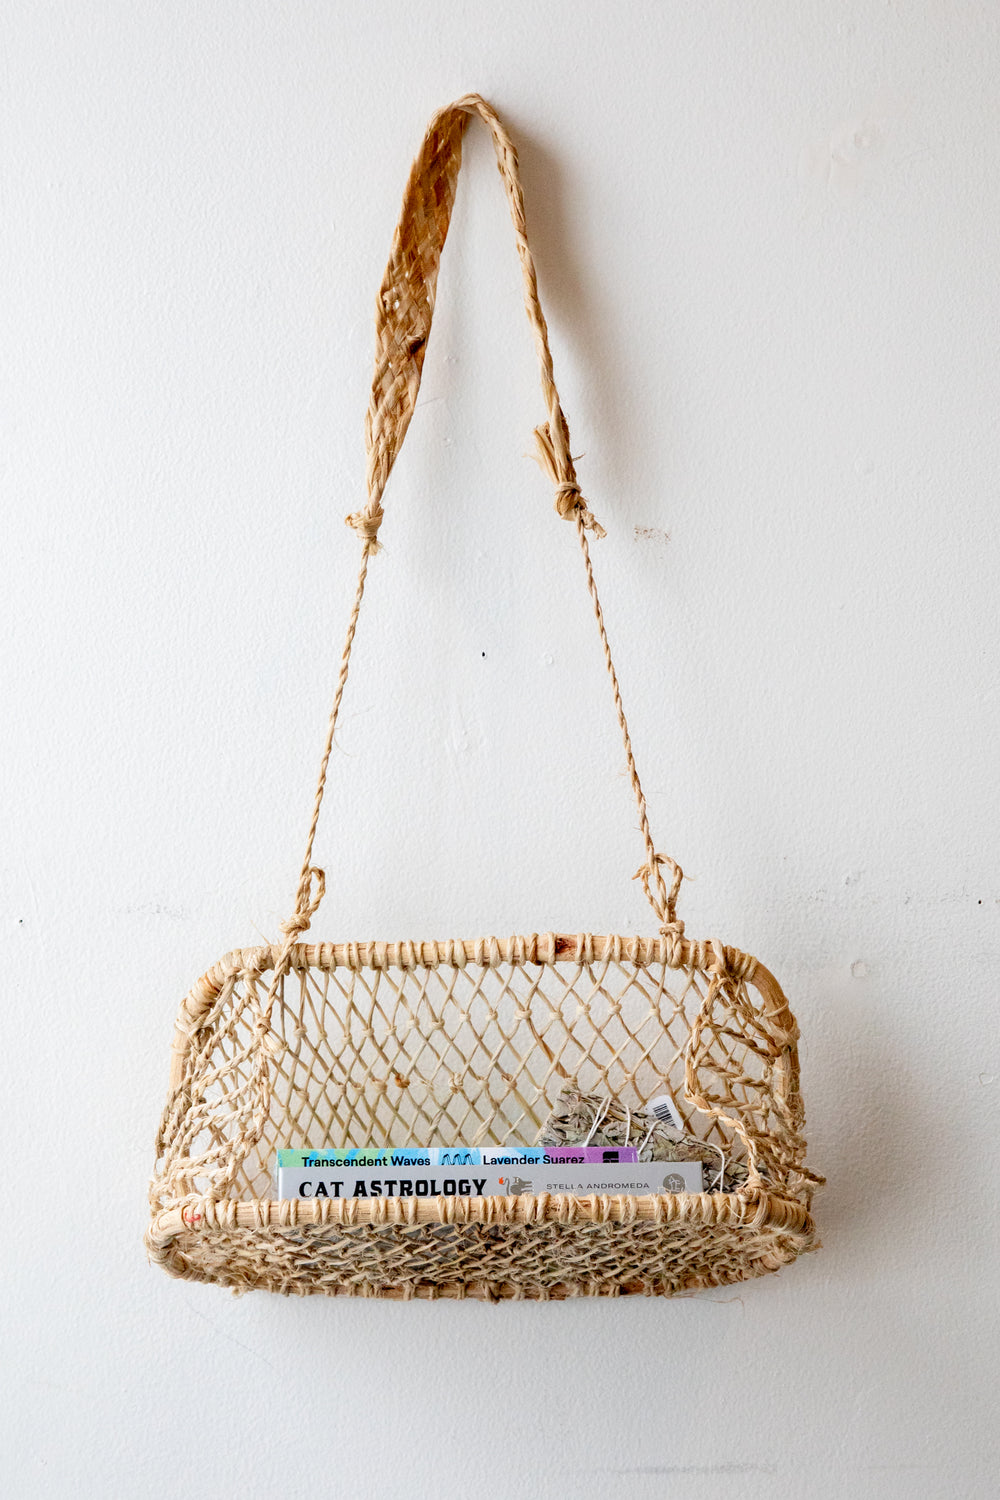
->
[4,3,999,1497]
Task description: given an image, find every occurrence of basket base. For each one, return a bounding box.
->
[146,1191,818,1300]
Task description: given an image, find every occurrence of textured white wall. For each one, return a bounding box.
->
[4,3,999,1497]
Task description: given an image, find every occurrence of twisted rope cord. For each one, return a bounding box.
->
[290,542,374,921]
[213,544,377,1191]
[571,514,683,940]
[256,543,375,1037]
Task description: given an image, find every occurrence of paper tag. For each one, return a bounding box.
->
[644,1092,685,1133]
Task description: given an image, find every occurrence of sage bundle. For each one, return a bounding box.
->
[537,1087,753,1194]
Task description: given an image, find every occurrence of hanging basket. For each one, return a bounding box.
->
[147,95,821,1300]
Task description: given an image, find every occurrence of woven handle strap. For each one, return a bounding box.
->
[347,93,603,547]
[273,95,682,978]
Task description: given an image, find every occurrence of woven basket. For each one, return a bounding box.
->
[147,95,821,1300]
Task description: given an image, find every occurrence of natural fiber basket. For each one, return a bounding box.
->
[147,95,821,1300]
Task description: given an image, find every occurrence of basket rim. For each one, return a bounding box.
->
[210,931,758,972]
[174,932,792,1032]
[147,1183,817,1253]
[146,1188,819,1298]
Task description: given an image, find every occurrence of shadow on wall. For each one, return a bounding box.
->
[505,112,667,531]
[806,977,942,1279]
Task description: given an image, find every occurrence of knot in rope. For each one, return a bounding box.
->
[344,504,384,550]
[562,493,607,538]
[279,866,326,941]
[553,479,583,518]
[532,424,606,538]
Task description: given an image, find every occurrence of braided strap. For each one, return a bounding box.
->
[354,93,603,543]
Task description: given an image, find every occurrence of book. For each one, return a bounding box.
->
[275,1157,704,1201]
[277,1145,638,1170]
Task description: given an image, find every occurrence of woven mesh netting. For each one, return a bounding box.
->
[147,936,818,1298]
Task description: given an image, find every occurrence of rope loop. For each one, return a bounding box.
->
[280,865,327,941]
[633,852,685,939]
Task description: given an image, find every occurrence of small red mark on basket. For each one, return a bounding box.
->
[182,1207,202,1228]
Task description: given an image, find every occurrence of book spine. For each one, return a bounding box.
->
[277,1145,639,1169]
[276,1159,704,1201]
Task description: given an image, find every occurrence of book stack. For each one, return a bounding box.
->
[276,1146,705,1200]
